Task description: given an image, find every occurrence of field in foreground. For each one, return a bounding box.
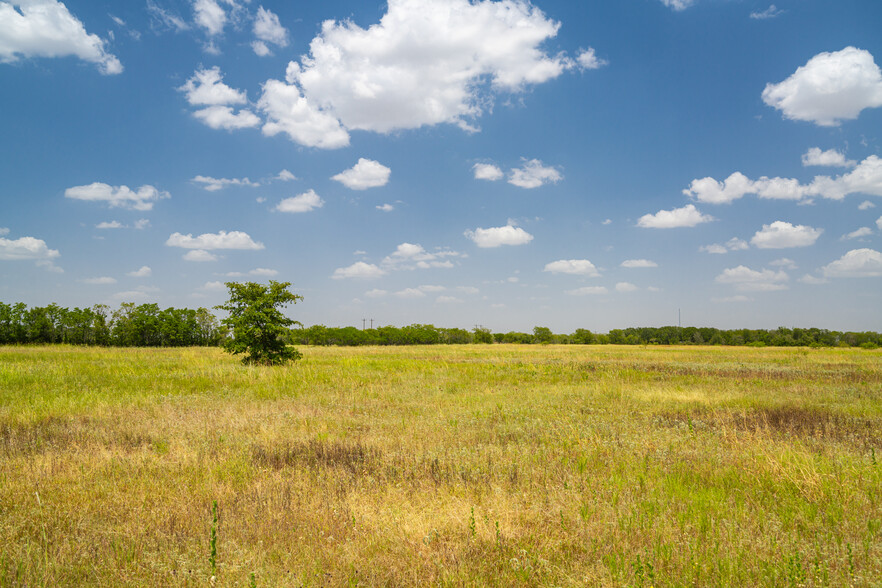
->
[0,344,880,586]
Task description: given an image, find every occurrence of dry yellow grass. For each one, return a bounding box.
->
[0,344,880,586]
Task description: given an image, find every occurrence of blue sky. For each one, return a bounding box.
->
[1,0,881,333]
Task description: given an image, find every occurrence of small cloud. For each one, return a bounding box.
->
[202,281,226,290]
[716,265,789,292]
[364,289,387,298]
[96,221,124,229]
[799,274,828,285]
[250,268,278,277]
[543,259,600,276]
[473,163,504,181]
[436,295,463,304]
[276,189,324,213]
[133,219,150,230]
[276,169,297,182]
[858,200,875,210]
[81,276,117,285]
[637,204,714,229]
[842,227,873,241]
[183,250,219,262]
[394,287,426,299]
[166,230,264,250]
[621,259,657,268]
[376,203,395,212]
[801,147,856,168]
[331,159,391,190]
[660,0,695,11]
[508,159,562,189]
[65,183,169,211]
[332,262,387,279]
[750,4,784,19]
[565,286,608,296]
[127,266,152,278]
[576,47,608,70]
[602,219,612,226]
[465,223,534,248]
[751,221,823,249]
[712,295,753,303]
[191,175,259,191]
[821,248,882,277]
[769,258,797,270]
[615,282,638,293]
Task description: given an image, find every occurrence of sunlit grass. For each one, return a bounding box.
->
[1,344,880,585]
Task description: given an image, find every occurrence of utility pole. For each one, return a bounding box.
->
[370,318,374,329]
[362,318,366,330]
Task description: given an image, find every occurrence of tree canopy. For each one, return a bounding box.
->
[215,281,303,365]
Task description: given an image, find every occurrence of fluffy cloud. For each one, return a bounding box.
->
[842,227,872,241]
[65,183,170,211]
[381,242,462,270]
[331,159,391,190]
[0,234,60,261]
[332,261,387,279]
[180,67,260,130]
[621,259,657,268]
[192,175,259,191]
[576,47,607,70]
[543,259,600,276]
[180,67,246,105]
[878,216,882,231]
[220,268,278,278]
[566,286,608,295]
[0,0,122,74]
[858,200,875,210]
[750,221,823,249]
[376,203,394,212]
[252,6,287,56]
[276,169,296,182]
[637,204,714,229]
[715,265,789,292]
[394,288,426,299]
[465,224,534,248]
[508,159,562,189]
[147,0,189,32]
[275,189,324,213]
[769,258,797,270]
[96,221,123,229]
[193,0,228,37]
[821,248,882,277]
[258,79,350,149]
[127,266,151,277]
[750,5,783,19]
[257,0,577,147]
[166,230,264,250]
[802,147,856,168]
[762,47,882,126]
[685,155,882,203]
[615,282,638,293]
[183,250,218,262]
[193,105,261,130]
[473,163,504,181]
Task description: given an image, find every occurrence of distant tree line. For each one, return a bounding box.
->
[0,302,224,346]
[291,324,881,349]
[2,301,879,349]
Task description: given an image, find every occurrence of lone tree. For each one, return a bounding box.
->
[215,281,303,365]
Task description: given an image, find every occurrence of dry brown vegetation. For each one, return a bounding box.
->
[0,344,880,586]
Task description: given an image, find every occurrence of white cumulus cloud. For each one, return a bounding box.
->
[258,78,350,149]
[381,243,462,270]
[193,105,261,130]
[275,189,324,213]
[473,163,504,181]
[0,234,60,261]
[65,183,170,211]
[180,66,247,105]
[660,0,695,11]
[576,47,607,70]
[715,265,789,292]
[543,259,600,276]
[858,200,875,210]
[331,159,391,190]
[750,5,783,19]
[821,248,882,278]
[750,221,823,249]
[182,250,219,262]
[127,265,151,277]
[166,230,264,250]
[252,6,287,56]
[802,147,856,168]
[332,261,387,279]
[193,0,227,37]
[637,204,714,228]
[0,0,122,74]
[465,223,534,248]
[81,276,116,285]
[508,159,562,189]
[256,0,574,147]
[762,47,882,126]
[615,282,638,293]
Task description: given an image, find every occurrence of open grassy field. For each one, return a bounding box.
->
[0,344,880,586]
